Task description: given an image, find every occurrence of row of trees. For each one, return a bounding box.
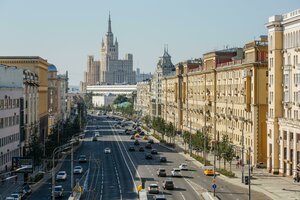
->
[149,116,236,170]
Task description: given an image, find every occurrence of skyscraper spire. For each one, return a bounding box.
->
[108,12,112,33]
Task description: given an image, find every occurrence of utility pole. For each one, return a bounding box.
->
[241,119,245,183]
[248,147,251,200]
[71,142,74,191]
[189,120,192,156]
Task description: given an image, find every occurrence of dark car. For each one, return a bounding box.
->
[128,146,135,151]
[145,143,152,149]
[163,178,174,190]
[145,153,153,159]
[78,155,87,163]
[157,168,167,177]
[23,184,32,195]
[151,149,158,154]
[139,146,145,152]
[92,136,97,141]
[134,140,140,146]
[160,157,167,162]
[148,139,154,144]
[130,135,135,140]
[140,131,145,136]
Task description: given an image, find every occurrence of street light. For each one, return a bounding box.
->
[52,142,74,200]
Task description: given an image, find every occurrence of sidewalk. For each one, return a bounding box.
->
[146,128,300,200]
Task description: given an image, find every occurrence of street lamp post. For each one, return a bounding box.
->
[189,120,192,156]
[240,117,245,183]
[52,142,74,200]
[248,147,251,200]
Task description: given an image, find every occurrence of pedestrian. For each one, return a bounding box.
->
[293,174,297,183]
[236,161,240,169]
[251,166,253,174]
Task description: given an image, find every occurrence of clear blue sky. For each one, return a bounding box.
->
[0,0,299,86]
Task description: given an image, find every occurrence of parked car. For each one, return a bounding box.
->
[160,157,167,162]
[54,185,64,198]
[94,132,100,137]
[56,171,67,181]
[179,163,188,170]
[171,168,181,177]
[148,139,154,144]
[22,184,32,195]
[73,166,83,174]
[163,178,174,190]
[92,136,97,141]
[151,149,158,154]
[145,153,153,160]
[143,135,148,140]
[78,155,87,163]
[104,147,111,154]
[148,183,159,194]
[255,162,267,169]
[10,193,22,200]
[157,168,167,177]
[128,146,135,151]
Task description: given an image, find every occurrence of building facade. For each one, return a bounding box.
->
[81,14,136,91]
[161,37,268,166]
[266,8,300,176]
[136,68,152,82]
[0,65,23,171]
[0,57,49,144]
[136,80,152,117]
[151,49,175,117]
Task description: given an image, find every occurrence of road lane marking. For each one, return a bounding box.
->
[184,178,200,197]
[180,192,186,200]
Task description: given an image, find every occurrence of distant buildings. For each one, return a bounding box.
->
[266,8,300,176]
[136,68,152,82]
[135,80,151,117]
[81,14,136,92]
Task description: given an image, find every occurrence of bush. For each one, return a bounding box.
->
[216,168,235,178]
[29,172,44,183]
[191,154,212,166]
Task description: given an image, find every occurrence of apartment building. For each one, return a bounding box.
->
[0,65,23,171]
[136,80,152,117]
[266,8,300,176]
[161,37,268,165]
[0,57,49,144]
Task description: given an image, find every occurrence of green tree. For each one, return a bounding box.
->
[113,95,128,105]
[218,135,234,170]
[143,115,151,127]
[27,135,44,166]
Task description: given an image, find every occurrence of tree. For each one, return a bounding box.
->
[27,135,44,167]
[113,95,128,105]
[218,135,234,170]
[143,115,151,127]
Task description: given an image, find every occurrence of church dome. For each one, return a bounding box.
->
[48,64,57,72]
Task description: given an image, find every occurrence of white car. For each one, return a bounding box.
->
[73,166,83,174]
[104,147,111,154]
[171,168,182,177]
[148,183,159,194]
[56,171,67,180]
[95,132,100,137]
[10,193,21,200]
[179,163,188,170]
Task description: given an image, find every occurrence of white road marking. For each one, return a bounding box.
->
[184,178,200,197]
[100,166,104,200]
[180,192,186,200]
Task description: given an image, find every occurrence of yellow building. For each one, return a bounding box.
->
[0,56,49,141]
[162,37,268,165]
[266,9,300,176]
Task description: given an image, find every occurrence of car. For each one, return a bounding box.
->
[148,183,159,194]
[22,184,32,195]
[151,149,158,154]
[135,133,140,138]
[140,131,145,136]
[145,153,153,160]
[128,146,135,151]
[78,155,87,163]
[143,135,148,140]
[56,171,67,180]
[15,187,26,199]
[73,166,83,174]
[10,193,22,200]
[171,168,181,177]
[160,157,167,162]
[139,146,145,152]
[94,132,100,137]
[203,168,215,176]
[54,185,64,198]
[179,163,188,170]
[157,168,167,177]
[153,195,167,200]
[145,143,152,149]
[134,140,140,146]
[148,139,154,144]
[5,197,15,200]
[92,136,97,141]
[162,178,174,190]
[104,147,111,154]
[130,135,135,140]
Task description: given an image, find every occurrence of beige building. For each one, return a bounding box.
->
[136,80,152,117]
[0,57,49,143]
[266,8,300,176]
[162,37,268,165]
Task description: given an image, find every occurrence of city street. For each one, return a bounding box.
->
[30,115,271,200]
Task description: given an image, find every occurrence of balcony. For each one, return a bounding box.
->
[283,102,293,109]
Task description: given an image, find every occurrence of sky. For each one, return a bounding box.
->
[0,1,299,86]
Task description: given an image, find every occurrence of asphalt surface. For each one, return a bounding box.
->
[30,114,270,200]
